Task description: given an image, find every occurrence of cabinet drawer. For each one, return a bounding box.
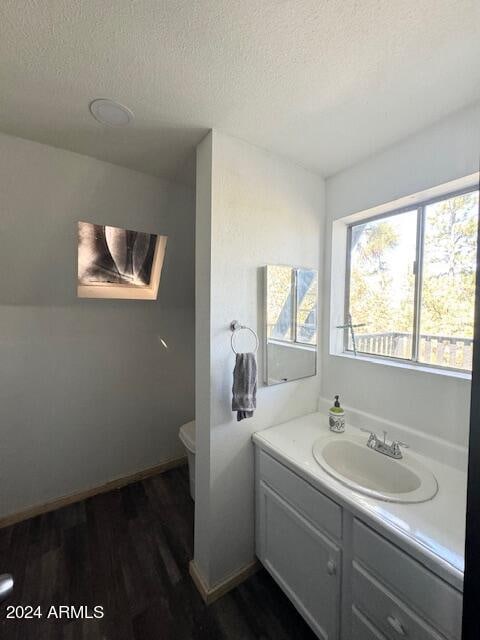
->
[352,606,387,640]
[257,449,342,540]
[353,562,443,640]
[353,520,462,640]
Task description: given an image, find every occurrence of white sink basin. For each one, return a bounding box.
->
[312,433,438,503]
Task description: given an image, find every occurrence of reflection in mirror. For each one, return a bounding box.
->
[264,265,318,385]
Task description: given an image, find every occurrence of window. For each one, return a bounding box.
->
[346,188,479,372]
[295,268,318,345]
[266,265,317,347]
[268,265,294,342]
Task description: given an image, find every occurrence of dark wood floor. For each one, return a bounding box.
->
[0,465,316,639]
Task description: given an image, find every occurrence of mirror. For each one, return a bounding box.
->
[264,265,318,385]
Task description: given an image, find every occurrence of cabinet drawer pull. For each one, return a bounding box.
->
[326,559,336,576]
[387,615,406,636]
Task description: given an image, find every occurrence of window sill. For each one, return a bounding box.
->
[268,339,316,352]
[331,350,471,381]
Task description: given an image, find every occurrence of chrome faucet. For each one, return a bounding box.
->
[360,429,409,460]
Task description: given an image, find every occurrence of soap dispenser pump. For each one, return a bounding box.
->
[329,395,345,433]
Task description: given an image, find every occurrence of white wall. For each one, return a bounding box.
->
[322,102,480,451]
[0,132,195,518]
[194,132,213,579]
[195,131,324,587]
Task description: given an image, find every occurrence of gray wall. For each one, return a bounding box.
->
[0,132,195,518]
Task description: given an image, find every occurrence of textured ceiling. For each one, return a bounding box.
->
[1,0,479,183]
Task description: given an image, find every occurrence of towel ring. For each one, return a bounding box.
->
[230,321,259,354]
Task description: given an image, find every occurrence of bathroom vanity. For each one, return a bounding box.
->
[253,412,465,640]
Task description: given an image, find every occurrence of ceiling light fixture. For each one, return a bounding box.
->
[89,98,134,127]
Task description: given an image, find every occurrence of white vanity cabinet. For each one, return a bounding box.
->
[256,450,342,639]
[254,446,463,640]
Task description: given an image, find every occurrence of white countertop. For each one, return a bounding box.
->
[252,411,466,592]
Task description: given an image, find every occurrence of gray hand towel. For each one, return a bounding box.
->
[232,352,257,421]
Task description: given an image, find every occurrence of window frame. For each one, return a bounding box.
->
[344,185,479,373]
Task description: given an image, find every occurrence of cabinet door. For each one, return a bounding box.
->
[258,481,341,640]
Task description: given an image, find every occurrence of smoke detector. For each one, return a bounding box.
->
[89,99,134,127]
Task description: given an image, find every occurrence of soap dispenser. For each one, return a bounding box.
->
[329,395,345,433]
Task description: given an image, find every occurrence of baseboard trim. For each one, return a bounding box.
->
[189,559,260,605]
[0,455,187,529]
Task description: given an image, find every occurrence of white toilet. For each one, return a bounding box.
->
[179,420,195,500]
